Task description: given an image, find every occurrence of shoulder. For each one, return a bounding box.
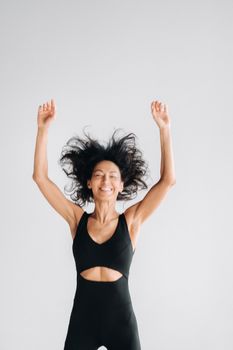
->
[122,206,142,251]
[68,204,86,239]
[123,200,142,227]
[122,203,142,234]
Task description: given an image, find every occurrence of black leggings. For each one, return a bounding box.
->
[64,273,141,350]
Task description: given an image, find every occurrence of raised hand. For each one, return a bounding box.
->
[37,99,56,129]
[151,100,171,129]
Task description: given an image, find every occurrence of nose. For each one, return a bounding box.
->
[102,180,111,186]
[101,177,111,186]
[102,175,110,181]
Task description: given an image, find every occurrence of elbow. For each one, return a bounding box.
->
[170,178,176,186]
[160,177,176,186]
[32,173,42,182]
[32,173,48,183]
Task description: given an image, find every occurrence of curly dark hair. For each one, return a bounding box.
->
[58,127,150,207]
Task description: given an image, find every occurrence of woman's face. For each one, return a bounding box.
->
[87,160,124,200]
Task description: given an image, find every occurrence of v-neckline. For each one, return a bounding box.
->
[85,212,121,246]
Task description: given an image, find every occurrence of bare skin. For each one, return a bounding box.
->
[33,98,176,282]
[69,159,140,282]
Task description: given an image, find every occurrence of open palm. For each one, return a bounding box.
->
[37,99,56,129]
[151,100,171,129]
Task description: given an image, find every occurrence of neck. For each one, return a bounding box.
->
[91,202,119,224]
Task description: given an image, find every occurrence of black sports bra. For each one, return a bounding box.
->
[72,211,135,280]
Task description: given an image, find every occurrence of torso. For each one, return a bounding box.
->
[68,209,141,282]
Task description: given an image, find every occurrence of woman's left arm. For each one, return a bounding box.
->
[152,100,176,184]
[159,126,176,185]
[126,100,176,225]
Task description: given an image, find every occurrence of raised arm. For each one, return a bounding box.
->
[125,100,176,226]
[32,99,83,236]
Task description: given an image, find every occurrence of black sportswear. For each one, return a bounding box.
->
[63,211,141,350]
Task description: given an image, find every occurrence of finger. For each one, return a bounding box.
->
[51,98,56,111]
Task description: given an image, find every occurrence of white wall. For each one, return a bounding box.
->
[1,0,233,349]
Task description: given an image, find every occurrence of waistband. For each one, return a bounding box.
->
[74,273,132,308]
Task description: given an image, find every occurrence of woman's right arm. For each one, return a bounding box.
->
[32,100,83,234]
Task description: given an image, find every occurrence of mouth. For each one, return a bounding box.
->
[99,187,112,192]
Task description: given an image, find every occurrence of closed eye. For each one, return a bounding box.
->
[94,174,117,178]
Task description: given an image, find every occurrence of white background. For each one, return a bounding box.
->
[1,0,233,349]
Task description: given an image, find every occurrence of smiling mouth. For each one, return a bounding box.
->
[99,188,112,192]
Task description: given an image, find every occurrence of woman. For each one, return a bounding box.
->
[32,99,176,350]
